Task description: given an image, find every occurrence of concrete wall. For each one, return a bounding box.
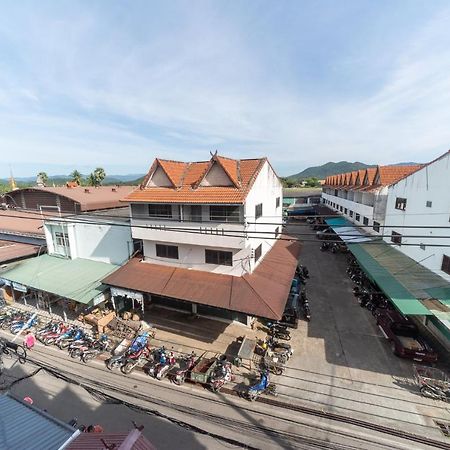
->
[383,153,450,280]
[244,160,283,271]
[45,220,132,265]
[143,240,252,276]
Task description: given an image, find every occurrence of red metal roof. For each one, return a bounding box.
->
[103,237,301,320]
[124,155,266,204]
[0,240,42,263]
[0,210,46,236]
[67,430,155,450]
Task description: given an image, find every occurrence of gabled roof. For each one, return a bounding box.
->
[372,164,423,187]
[124,154,268,204]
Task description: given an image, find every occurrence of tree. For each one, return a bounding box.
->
[37,172,48,186]
[70,170,83,185]
[93,167,106,186]
[87,173,97,187]
[303,177,321,188]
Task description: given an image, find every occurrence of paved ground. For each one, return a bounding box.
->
[277,220,450,442]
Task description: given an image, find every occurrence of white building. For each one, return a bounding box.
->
[322,165,422,233]
[44,215,133,265]
[383,151,450,281]
[104,153,300,323]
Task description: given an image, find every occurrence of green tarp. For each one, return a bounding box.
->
[1,254,118,305]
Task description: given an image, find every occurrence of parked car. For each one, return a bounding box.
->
[376,309,437,363]
[316,227,333,240]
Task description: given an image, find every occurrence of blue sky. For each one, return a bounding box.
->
[1,1,449,178]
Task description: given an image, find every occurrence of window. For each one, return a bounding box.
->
[209,205,240,222]
[373,221,380,232]
[55,232,69,247]
[275,227,280,237]
[156,244,179,259]
[349,210,353,218]
[426,201,432,208]
[442,255,450,275]
[190,205,202,222]
[355,213,360,222]
[395,197,407,211]
[205,249,232,266]
[420,243,426,251]
[344,208,348,215]
[148,204,172,218]
[334,189,338,196]
[254,244,262,262]
[255,203,263,219]
[363,217,369,226]
[276,197,280,208]
[339,206,343,212]
[391,231,402,245]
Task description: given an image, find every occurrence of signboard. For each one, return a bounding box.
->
[12,282,28,293]
[110,287,143,302]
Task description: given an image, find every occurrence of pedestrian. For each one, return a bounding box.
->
[87,424,104,433]
[23,331,36,350]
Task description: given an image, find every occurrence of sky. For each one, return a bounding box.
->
[1,1,450,178]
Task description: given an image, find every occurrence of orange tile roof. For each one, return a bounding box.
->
[375,165,423,187]
[124,155,266,204]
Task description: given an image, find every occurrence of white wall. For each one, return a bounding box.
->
[45,220,132,265]
[383,153,450,280]
[143,240,252,276]
[244,160,283,271]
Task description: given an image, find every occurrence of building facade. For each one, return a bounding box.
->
[322,165,422,234]
[383,151,450,281]
[127,154,283,277]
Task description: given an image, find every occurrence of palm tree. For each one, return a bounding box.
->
[87,173,97,186]
[37,171,48,186]
[70,170,83,185]
[93,167,106,186]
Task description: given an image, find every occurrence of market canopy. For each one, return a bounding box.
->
[348,241,450,318]
[0,254,118,305]
[325,217,375,243]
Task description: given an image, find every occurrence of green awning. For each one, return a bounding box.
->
[348,243,432,315]
[348,241,450,320]
[1,254,118,305]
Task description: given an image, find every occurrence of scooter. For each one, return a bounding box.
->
[169,352,197,385]
[268,326,291,341]
[108,332,151,371]
[10,316,38,334]
[265,336,293,360]
[154,351,176,380]
[58,328,85,349]
[121,346,151,374]
[68,335,94,358]
[320,241,331,251]
[40,324,71,345]
[147,347,167,378]
[81,335,110,363]
[244,369,278,401]
[209,359,233,392]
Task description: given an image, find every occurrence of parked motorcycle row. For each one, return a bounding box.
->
[346,257,389,313]
[293,266,311,322]
[0,309,37,334]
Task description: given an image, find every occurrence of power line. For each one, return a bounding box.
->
[1,211,450,248]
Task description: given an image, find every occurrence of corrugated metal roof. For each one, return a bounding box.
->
[348,242,450,319]
[103,237,300,320]
[0,240,41,264]
[67,430,156,449]
[0,394,77,450]
[0,255,118,304]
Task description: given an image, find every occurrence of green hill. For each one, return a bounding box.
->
[287,161,375,181]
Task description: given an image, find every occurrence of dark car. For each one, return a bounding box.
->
[376,309,437,363]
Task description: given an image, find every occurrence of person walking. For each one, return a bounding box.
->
[23,331,36,350]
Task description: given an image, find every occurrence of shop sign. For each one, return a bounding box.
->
[111,287,143,302]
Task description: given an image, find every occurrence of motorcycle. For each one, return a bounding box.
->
[146,347,167,377]
[244,369,278,401]
[58,328,85,349]
[320,241,331,251]
[268,326,291,341]
[169,352,197,385]
[81,335,110,363]
[302,300,311,321]
[265,336,293,360]
[152,351,176,380]
[10,315,38,334]
[40,324,71,345]
[209,358,233,392]
[121,346,151,374]
[108,332,151,372]
[68,335,95,358]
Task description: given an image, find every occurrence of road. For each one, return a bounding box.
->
[1,337,447,450]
